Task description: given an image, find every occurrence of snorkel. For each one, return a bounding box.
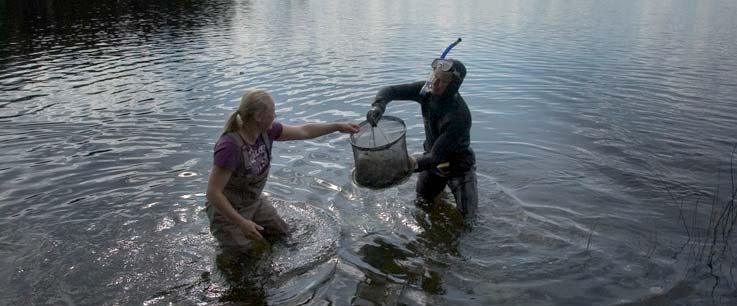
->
[420,38,462,97]
[440,37,462,59]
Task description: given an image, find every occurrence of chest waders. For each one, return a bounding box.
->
[206,132,289,250]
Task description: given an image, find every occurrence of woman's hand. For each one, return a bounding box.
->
[238,219,265,241]
[337,123,360,134]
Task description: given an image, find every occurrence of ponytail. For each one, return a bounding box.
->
[222,111,240,134]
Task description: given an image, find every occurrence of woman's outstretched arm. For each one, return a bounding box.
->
[277,123,359,141]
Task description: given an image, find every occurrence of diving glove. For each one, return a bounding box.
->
[366,105,384,127]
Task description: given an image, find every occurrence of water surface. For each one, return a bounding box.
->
[1,0,737,305]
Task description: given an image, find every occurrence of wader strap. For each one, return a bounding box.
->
[227,132,251,169]
[226,131,272,165]
[261,132,271,161]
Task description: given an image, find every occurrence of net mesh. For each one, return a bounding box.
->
[350,116,412,189]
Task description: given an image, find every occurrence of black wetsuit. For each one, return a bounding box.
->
[372,80,478,220]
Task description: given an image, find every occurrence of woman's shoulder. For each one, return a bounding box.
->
[215,133,240,149]
[213,133,242,170]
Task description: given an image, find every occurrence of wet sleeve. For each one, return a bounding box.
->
[414,116,468,172]
[372,81,425,111]
[268,121,283,141]
[213,135,240,171]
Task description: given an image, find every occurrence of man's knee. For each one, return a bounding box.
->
[451,172,478,219]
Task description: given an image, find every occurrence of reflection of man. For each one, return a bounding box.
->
[355,195,465,300]
[358,236,447,300]
[366,58,478,224]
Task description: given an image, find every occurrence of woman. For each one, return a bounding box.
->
[206,89,359,251]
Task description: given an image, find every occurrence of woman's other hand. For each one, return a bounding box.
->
[238,219,265,241]
[337,123,360,134]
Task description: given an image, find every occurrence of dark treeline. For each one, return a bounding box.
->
[0,0,235,62]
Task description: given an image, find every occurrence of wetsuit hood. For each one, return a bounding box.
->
[443,58,466,97]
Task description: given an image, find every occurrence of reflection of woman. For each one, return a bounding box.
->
[206,89,358,251]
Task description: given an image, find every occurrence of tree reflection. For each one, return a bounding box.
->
[0,0,236,62]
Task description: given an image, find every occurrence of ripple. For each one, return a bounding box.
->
[2,1,737,305]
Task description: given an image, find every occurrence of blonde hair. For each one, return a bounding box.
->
[223,89,273,134]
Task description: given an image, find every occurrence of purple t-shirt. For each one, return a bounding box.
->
[213,122,283,176]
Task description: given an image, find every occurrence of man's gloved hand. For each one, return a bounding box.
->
[366,105,384,127]
[436,161,450,176]
[408,155,417,172]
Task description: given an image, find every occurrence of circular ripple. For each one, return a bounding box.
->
[264,199,340,302]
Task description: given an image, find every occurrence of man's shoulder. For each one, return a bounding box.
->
[440,101,471,124]
[453,94,471,112]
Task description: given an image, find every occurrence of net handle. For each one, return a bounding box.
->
[350,116,407,151]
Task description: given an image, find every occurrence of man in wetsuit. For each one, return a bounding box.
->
[366,58,478,224]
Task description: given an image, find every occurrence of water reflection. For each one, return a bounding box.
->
[2,0,737,305]
[213,247,271,306]
[1,0,235,64]
[202,200,341,304]
[411,197,465,257]
[354,194,465,304]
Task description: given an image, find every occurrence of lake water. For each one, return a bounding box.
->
[2,0,737,305]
